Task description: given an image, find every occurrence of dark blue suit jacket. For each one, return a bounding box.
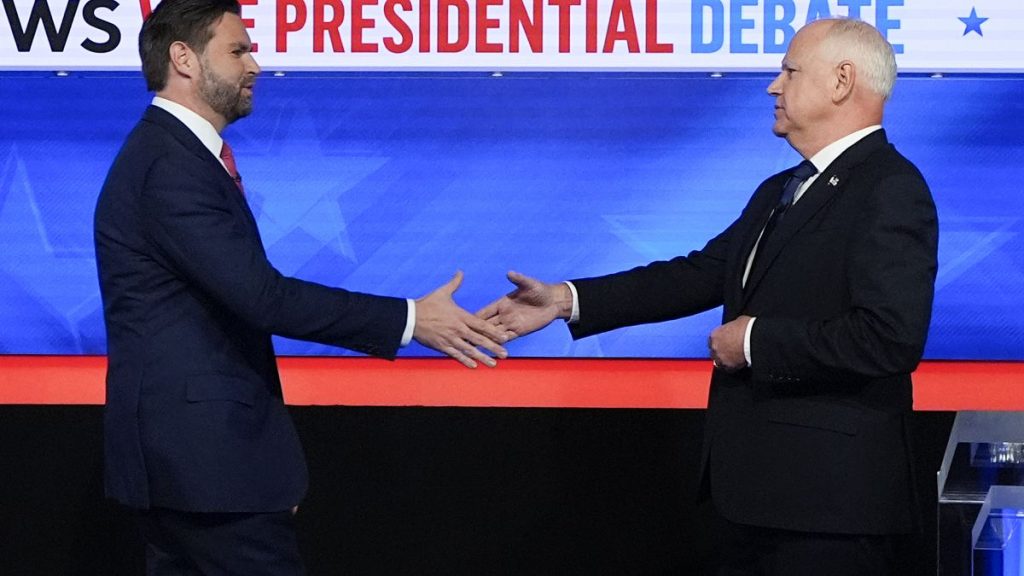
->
[570,130,939,535]
[94,106,407,512]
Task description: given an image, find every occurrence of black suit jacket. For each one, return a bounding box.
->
[570,130,938,534]
[94,106,407,512]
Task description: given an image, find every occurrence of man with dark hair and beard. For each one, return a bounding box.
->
[94,0,507,573]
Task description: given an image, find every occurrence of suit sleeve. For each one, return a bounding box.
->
[568,211,746,339]
[139,154,407,358]
[750,172,938,380]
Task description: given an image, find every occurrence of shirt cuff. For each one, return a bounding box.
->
[400,299,415,346]
[743,317,756,366]
[564,281,580,324]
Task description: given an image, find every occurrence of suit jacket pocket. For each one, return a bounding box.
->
[764,399,860,436]
[186,374,256,407]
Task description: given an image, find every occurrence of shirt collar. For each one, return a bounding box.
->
[807,125,882,174]
[151,96,223,162]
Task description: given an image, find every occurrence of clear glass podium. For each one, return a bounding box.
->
[938,411,1024,575]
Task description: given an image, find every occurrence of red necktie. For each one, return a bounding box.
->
[219,141,244,194]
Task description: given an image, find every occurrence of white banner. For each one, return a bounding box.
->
[0,0,1019,72]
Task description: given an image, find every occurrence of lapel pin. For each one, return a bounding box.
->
[828,175,840,186]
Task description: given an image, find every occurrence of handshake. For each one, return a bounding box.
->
[413,270,571,369]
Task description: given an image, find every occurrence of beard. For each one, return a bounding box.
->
[198,58,253,124]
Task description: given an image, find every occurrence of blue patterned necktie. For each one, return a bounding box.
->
[759,160,817,244]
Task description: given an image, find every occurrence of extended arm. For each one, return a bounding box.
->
[142,156,506,366]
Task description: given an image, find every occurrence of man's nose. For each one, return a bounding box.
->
[246,53,261,76]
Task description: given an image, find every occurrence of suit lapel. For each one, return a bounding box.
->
[142,106,260,232]
[740,130,890,304]
[726,178,783,314]
[737,189,779,280]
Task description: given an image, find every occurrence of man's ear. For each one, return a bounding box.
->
[168,41,197,79]
[832,60,855,104]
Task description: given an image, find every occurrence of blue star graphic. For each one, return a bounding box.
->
[959,7,988,37]
[0,145,105,352]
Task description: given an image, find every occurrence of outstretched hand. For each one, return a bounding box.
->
[414,271,509,368]
[476,271,573,341]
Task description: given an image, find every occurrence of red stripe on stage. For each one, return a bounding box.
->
[279,357,711,408]
[0,356,1021,410]
[0,355,108,405]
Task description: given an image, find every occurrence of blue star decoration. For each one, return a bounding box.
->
[959,7,989,37]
